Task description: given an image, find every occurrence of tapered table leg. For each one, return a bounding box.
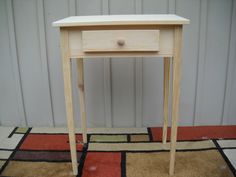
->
[77,58,88,143]
[60,28,78,175]
[169,26,182,175]
[163,57,170,144]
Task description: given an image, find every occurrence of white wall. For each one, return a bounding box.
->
[0,0,236,127]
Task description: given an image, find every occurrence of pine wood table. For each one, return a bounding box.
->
[53,14,189,175]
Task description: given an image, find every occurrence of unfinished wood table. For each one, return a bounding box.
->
[53,14,189,175]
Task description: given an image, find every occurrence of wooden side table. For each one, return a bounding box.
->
[53,14,189,175]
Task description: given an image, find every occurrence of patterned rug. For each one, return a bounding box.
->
[0,126,236,177]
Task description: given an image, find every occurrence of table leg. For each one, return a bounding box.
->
[60,29,78,175]
[77,58,87,143]
[169,26,182,175]
[163,57,170,144]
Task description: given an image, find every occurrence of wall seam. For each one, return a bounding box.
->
[102,0,112,127]
[194,0,208,125]
[193,0,202,126]
[222,0,236,125]
[134,0,143,127]
[42,0,55,126]
[6,0,27,126]
[36,0,54,126]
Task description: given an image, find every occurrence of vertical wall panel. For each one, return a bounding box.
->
[226,66,236,124]
[143,0,168,13]
[142,0,168,127]
[168,0,176,13]
[134,0,143,128]
[76,0,106,127]
[102,0,113,127]
[223,0,236,125]
[76,0,102,15]
[44,0,70,126]
[194,0,208,125]
[13,0,53,126]
[195,0,232,125]
[109,0,135,14]
[176,0,201,125]
[109,0,136,127]
[83,60,106,127]
[111,59,136,127]
[0,0,25,126]
[142,58,164,127]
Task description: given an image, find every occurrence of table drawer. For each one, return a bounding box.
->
[82,30,160,52]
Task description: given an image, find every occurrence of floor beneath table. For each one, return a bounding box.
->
[0,126,236,177]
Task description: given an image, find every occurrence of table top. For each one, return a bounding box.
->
[53,14,189,27]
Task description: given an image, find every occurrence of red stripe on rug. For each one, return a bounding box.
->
[151,125,236,141]
[19,134,83,150]
[82,152,121,177]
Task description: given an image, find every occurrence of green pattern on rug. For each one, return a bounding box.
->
[90,134,127,142]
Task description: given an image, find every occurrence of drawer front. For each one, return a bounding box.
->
[82,30,159,52]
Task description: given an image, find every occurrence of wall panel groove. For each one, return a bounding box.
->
[168,0,176,13]
[36,0,54,126]
[193,0,203,125]
[102,0,112,127]
[134,0,143,127]
[12,0,54,126]
[76,0,106,127]
[7,0,26,126]
[221,0,233,124]
[43,0,70,126]
[0,0,26,126]
[194,0,208,125]
[69,0,76,15]
[142,0,168,127]
[195,0,232,125]
[176,0,201,125]
[109,0,136,127]
[222,0,236,124]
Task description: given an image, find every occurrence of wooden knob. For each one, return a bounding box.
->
[117,39,125,46]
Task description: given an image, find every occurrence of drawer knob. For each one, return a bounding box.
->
[117,39,125,46]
